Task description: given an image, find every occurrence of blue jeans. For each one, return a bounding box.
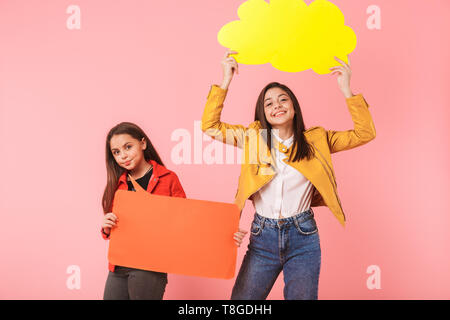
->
[231,208,321,300]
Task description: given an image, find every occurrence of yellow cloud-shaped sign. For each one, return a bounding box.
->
[217,0,357,74]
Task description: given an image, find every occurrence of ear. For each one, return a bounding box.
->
[141,137,147,150]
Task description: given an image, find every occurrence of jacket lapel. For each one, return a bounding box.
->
[118,159,170,193]
[273,137,324,193]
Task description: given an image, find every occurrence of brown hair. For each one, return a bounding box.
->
[102,122,164,213]
[254,82,314,162]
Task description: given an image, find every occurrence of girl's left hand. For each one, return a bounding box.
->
[330,56,353,98]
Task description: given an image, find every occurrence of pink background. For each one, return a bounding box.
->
[1,0,449,299]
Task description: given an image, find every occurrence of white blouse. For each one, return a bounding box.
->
[251,131,314,219]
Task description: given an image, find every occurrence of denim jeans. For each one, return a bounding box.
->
[231,208,321,300]
[103,266,167,300]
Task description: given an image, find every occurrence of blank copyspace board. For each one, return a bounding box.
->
[108,178,240,279]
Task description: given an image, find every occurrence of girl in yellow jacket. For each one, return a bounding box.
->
[201,50,376,300]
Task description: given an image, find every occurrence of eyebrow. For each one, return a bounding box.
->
[111,141,132,151]
[264,93,288,102]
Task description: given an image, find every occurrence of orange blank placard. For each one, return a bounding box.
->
[108,175,240,279]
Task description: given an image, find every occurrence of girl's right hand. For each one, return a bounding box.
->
[220,49,239,89]
[102,212,119,235]
[233,228,248,247]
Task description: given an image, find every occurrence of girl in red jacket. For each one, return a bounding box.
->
[101,121,186,300]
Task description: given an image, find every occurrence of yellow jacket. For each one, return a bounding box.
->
[201,84,376,226]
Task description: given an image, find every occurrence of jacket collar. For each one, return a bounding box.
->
[252,121,295,163]
[272,130,294,148]
[118,159,170,186]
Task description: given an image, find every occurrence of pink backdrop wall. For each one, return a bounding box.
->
[1,0,449,299]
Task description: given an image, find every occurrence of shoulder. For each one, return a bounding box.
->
[155,165,182,185]
[249,120,261,130]
[165,170,182,182]
[304,126,326,135]
[154,166,185,197]
[304,126,328,145]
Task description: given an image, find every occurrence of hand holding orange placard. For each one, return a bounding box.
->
[108,175,240,279]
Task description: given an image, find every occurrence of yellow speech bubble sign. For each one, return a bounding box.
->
[217,0,357,74]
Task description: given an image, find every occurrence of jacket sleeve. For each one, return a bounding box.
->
[201,84,253,149]
[170,172,186,198]
[326,94,376,154]
[101,227,110,240]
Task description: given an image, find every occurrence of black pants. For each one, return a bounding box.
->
[103,266,168,300]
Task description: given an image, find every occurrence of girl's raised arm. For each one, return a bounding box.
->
[326,94,376,153]
[327,56,376,153]
[201,50,253,149]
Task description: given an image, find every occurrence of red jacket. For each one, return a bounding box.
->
[101,159,186,272]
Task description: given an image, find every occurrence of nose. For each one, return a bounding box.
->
[272,103,282,113]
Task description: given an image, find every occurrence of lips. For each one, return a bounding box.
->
[124,160,131,166]
[272,110,286,117]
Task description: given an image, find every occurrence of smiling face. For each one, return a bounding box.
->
[110,134,146,171]
[263,87,295,129]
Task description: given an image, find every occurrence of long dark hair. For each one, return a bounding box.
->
[102,122,164,213]
[254,82,314,162]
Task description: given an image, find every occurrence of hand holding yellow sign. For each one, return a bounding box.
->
[217,0,357,74]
